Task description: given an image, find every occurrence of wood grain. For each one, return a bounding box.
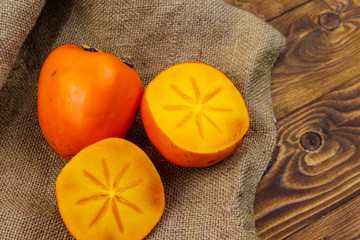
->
[287,194,360,239]
[250,0,360,238]
[254,74,360,239]
[225,0,311,21]
[269,0,360,119]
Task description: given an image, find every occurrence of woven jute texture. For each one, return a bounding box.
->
[0,0,285,239]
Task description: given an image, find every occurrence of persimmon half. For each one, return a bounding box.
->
[141,62,250,167]
[38,44,143,160]
[56,137,165,240]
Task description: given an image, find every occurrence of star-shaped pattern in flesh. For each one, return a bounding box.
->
[76,158,143,233]
[163,76,232,138]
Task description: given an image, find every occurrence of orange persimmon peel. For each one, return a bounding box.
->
[38,44,143,160]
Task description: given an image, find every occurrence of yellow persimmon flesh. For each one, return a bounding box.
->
[56,138,165,240]
[141,62,250,167]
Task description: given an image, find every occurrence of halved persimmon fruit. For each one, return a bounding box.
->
[56,138,165,240]
[141,62,250,167]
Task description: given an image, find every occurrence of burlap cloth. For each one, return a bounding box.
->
[0,0,285,239]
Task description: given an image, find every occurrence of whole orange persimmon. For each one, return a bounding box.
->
[38,44,143,160]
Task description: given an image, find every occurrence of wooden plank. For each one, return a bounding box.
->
[224,0,311,21]
[253,0,360,239]
[286,194,360,239]
[254,74,360,239]
[268,0,360,120]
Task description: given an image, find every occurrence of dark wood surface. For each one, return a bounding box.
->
[232,0,360,239]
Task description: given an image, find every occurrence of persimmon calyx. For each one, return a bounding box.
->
[80,44,102,52]
[80,44,134,68]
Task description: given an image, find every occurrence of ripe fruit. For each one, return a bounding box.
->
[56,138,165,240]
[141,62,250,167]
[38,44,143,160]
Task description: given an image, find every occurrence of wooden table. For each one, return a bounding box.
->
[228,0,360,239]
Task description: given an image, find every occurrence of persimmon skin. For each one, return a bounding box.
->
[140,62,249,167]
[141,97,246,167]
[38,44,143,160]
[56,137,165,240]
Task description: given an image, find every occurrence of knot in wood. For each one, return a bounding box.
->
[300,132,322,151]
[319,12,341,31]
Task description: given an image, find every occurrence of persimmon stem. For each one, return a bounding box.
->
[80,45,134,68]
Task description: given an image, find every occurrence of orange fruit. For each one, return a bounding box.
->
[141,62,249,167]
[56,138,165,240]
[38,44,143,160]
